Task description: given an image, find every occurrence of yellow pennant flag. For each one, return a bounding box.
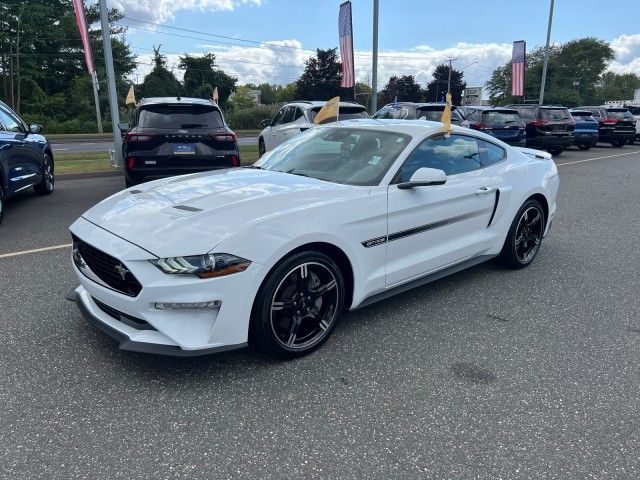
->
[125,85,136,106]
[212,87,219,104]
[314,96,340,124]
[441,92,452,136]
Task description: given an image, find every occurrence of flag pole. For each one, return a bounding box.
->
[91,71,103,133]
[539,0,554,105]
[349,1,356,102]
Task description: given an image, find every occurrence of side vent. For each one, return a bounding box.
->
[130,189,142,194]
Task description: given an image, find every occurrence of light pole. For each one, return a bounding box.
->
[539,0,555,105]
[371,0,379,114]
[99,0,123,168]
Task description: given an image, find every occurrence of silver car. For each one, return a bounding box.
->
[258,101,369,156]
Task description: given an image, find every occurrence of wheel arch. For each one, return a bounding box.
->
[256,241,355,312]
[526,192,549,224]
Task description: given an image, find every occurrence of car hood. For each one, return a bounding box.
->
[81,168,362,258]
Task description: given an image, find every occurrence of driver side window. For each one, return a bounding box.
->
[396,134,481,182]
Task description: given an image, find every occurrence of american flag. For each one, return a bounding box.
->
[72,0,95,74]
[339,1,355,88]
[511,40,526,97]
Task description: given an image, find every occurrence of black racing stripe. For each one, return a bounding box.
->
[361,208,492,248]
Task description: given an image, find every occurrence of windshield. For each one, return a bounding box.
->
[607,109,633,120]
[137,104,224,129]
[481,111,521,124]
[308,107,369,123]
[254,127,411,186]
[539,108,571,121]
[373,106,410,119]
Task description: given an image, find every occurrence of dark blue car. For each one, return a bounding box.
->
[569,109,599,150]
[460,107,526,146]
[0,101,54,224]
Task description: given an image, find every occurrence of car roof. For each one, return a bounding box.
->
[137,97,219,107]
[506,104,567,109]
[465,106,518,112]
[312,118,467,137]
[286,101,365,109]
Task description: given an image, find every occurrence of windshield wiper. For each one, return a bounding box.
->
[243,165,262,169]
[285,168,309,177]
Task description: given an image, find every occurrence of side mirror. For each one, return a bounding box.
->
[28,124,42,134]
[260,119,270,127]
[397,167,447,189]
[118,122,131,132]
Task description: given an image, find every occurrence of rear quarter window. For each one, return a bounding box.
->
[478,139,505,167]
[516,107,536,120]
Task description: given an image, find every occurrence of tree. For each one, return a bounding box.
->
[598,72,640,101]
[379,75,423,106]
[424,65,466,105]
[178,53,237,109]
[231,85,256,109]
[139,46,182,98]
[294,48,353,101]
[355,82,372,107]
[275,83,296,103]
[486,37,615,107]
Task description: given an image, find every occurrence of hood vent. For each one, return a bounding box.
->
[173,205,203,212]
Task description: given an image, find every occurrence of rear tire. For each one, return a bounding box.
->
[0,183,4,225]
[500,199,545,270]
[577,143,591,150]
[612,140,625,147]
[628,137,635,145]
[250,251,345,359]
[258,138,266,158]
[125,177,135,188]
[33,154,54,195]
[547,148,563,156]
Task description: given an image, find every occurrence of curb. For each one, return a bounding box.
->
[57,171,122,181]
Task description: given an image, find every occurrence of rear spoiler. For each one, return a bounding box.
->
[514,146,553,160]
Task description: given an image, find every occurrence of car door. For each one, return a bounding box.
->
[263,106,288,151]
[267,106,294,150]
[279,107,306,143]
[0,106,37,193]
[385,133,498,287]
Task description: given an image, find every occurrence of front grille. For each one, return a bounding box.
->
[73,235,142,297]
[93,297,156,331]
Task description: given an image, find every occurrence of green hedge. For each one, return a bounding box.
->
[224,104,280,130]
[20,114,112,134]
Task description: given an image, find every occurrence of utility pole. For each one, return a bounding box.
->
[91,72,103,133]
[371,0,379,114]
[446,57,458,94]
[99,0,122,168]
[539,0,555,105]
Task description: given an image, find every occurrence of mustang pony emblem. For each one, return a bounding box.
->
[114,264,129,280]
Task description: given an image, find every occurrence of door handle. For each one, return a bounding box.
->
[475,186,495,195]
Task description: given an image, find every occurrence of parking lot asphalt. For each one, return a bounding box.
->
[51,136,258,154]
[1,144,640,479]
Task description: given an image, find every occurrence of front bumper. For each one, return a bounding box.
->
[69,216,267,356]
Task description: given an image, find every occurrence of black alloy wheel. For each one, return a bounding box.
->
[251,251,345,358]
[34,154,54,195]
[500,199,545,269]
[0,183,4,225]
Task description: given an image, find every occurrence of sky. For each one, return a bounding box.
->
[108,0,640,90]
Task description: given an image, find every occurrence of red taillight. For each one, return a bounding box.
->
[472,123,492,130]
[127,157,135,169]
[602,119,618,125]
[532,120,549,128]
[210,131,237,142]
[230,154,239,167]
[125,132,154,143]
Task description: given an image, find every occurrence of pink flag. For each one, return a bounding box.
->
[72,0,95,74]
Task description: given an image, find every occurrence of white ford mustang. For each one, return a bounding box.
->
[68,120,559,358]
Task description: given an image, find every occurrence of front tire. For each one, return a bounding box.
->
[250,251,345,358]
[500,199,546,269]
[34,154,54,195]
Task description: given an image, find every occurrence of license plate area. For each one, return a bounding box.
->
[173,143,196,155]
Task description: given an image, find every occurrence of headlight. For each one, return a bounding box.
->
[149,253,251,278]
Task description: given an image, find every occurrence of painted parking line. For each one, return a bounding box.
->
[0,243,72,259]
[556,150,639,166]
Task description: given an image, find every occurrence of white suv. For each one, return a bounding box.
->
[258,101,369,156]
